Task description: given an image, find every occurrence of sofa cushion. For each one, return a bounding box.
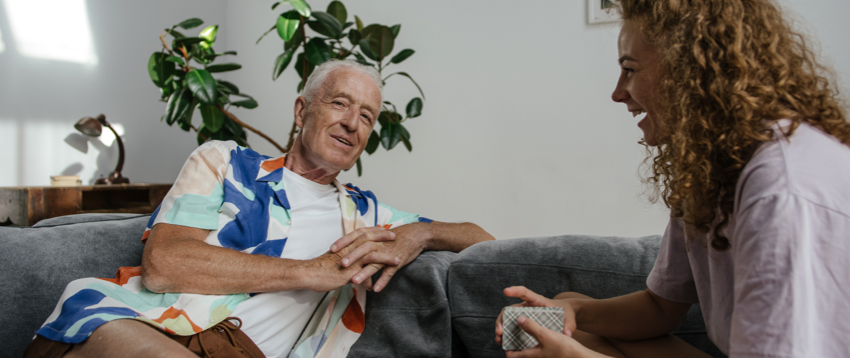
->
[448,235,726,358]
[0,214,150,358]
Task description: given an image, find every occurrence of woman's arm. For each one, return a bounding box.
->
[569,289,691,340]
[496,287,690,344]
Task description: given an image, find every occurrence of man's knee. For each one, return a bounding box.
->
[65,319,195,358]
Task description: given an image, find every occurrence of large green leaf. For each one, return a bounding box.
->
[400,134,412,151]
[231,98,258,109]
[172,37,206,50]
[273,48,296,80]
[396,123,412,151]
[390,24,401,39]
[380,121,401,150]
[366,26,394,60]
[365,130,380,154]
[294,52,315,92]
[200,103,225,132]
[348,29,361,47]
[306,20,334,38]
[354,15,364,32]
[224,118,249,147]
[165,55,185,65]
[205,63,242,73]
[390,49,415,64]
[406,97,423,118]
[355,157,362,177]
[148,52,176,88]
[165,28,185,39]
[327,1,347,26]
[217,81,239,94]
[178,113,193,132]
[177,18,203,30]
[358,39,378,62]
[305,38,332,66]
[384,72,426,100]
[277,0,311,18]
[285,27,304,51]
[164,87,193,125]
[185,69,218,105]
[377,110,394,127]
[276,10,301,42]
[178,98,198,132]
[312,12,342,38]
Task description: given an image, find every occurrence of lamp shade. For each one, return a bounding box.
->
[74,116,102,137]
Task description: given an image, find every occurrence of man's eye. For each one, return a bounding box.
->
[333,101,344,106]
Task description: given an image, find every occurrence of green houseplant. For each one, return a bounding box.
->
[148,18,288,152]
[149,0,426,175]
[258,0,426,175]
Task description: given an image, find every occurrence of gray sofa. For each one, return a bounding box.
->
[0,214,724,358]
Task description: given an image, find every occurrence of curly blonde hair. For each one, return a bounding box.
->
[619,0,850,250]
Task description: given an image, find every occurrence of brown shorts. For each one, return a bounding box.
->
[23,317,265,358]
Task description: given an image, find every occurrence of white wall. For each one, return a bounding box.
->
[1,0,848,240]
[0,0,227,186]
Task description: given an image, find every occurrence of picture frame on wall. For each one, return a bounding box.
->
[588,0,619,24]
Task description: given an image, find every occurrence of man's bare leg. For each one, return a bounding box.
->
[553,292,712,358]
[64,319,195,358]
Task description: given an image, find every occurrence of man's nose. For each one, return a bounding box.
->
[341,107,360,131]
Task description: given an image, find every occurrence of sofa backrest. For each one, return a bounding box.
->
[0,214,150,358]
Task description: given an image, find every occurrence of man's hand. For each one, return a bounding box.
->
[496,287,578,346]
[330,221,494,292]
[330,223,431,292]
[302,227,400,292]
[505,317,609,358]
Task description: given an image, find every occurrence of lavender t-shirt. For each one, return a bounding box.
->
[647,121,850,357]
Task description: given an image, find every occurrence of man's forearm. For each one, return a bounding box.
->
[572,290,690,340]
[142,235,314,294]
[420,221,495,252]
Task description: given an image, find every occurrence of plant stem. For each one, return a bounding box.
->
[191,125,208,142]
[216,105,288,152]
[159,30,173,54]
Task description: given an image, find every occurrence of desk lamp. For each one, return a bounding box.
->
[74,114,130,184]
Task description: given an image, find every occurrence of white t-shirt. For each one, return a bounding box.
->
[647,121,850,357]
[231,168,344,358]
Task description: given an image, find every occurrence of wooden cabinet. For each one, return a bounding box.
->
[0,184,171,227]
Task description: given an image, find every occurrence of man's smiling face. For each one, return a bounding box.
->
[295,67,382,174]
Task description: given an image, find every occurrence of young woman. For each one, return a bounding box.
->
[496,0,850,357]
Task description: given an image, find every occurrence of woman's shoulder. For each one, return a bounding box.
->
[735,120,850,214]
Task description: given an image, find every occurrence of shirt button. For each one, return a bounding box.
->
[286,219,291,225]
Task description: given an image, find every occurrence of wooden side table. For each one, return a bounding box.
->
[0,184,171,227]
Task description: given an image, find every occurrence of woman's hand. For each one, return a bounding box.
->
[505,317,610,358]
[496,286,578,346]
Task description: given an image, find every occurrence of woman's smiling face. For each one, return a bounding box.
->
[611,20,664,146]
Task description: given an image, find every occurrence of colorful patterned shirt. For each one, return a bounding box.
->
[35,141,429,357]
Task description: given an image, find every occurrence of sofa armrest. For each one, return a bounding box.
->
[0,214,150,358]
[447,235,725,358]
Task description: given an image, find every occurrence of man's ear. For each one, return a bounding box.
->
[294,96,307,129]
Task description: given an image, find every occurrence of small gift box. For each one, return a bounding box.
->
[501,306,565,351]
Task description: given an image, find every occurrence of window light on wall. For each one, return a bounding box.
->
[3,0,97,64]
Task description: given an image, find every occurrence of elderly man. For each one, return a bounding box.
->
[25,59,494,358]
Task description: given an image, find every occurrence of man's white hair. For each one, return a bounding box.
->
[301,59,383,104]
